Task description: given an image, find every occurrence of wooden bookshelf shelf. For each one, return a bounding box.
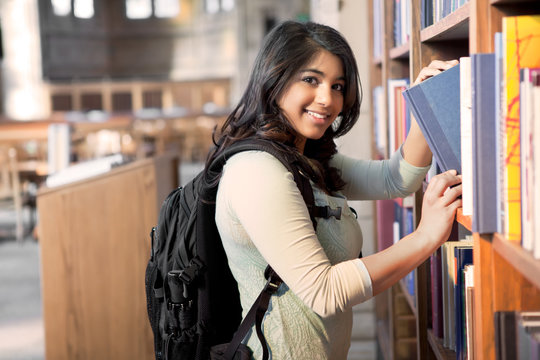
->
[491,0,540,4]
[456,208,472,231]
[420,2,470,42]
[426,330,456,360]
[492,233,540,290]
[389,42,410,59]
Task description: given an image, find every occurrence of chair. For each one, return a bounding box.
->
[0,146,24,242]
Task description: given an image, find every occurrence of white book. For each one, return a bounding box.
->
[533,75,540,259]
[464,264,475,360]
[520,68,534,252]
[460,57,473,216]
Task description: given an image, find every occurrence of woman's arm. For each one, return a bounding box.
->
[401,59,459,167]
[361,170,462,295]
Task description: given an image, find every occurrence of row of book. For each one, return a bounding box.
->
[393,0,410,47]
[372,0,383,60]
[420,0,469,29]
[376,198,416,301]
[402,14,540,259]
[371,0,470,55]
[429,234,473,360]
[494,311,540,359]
[372,78,410,160]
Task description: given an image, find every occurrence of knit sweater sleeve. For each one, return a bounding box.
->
[331,147,431,200]
[216,151,372,316]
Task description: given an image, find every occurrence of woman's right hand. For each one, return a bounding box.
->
[416,170,462,246]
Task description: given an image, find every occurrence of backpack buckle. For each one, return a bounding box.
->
[311,205,342,220]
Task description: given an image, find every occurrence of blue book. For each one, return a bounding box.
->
[402,64,462,173]
[454,246,473,360]
[471,53,498,234]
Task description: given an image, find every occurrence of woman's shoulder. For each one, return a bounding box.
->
[223,150,290,173]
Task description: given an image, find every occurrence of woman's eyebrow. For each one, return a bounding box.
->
[300,68,345,81]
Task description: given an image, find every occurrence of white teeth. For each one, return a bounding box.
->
[307,111,326,119]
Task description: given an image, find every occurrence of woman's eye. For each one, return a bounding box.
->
[302,77,318,85]
[333,84,344,92]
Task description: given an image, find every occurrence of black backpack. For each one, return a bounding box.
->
[144,138,340,360]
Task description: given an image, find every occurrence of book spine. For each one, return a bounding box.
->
[471,53,498,233]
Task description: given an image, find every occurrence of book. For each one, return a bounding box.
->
[430,247,444,338]
[441,235,472,350]
[460,56,473,216]
[402,63,462,173]
[463,264,475,360]
[388,78,409,154]
[454,245,473,360]
[471,53,498,234]
[534,72,540,259]
[494,311,518,360]
[519,68,539,252]
[372,86,387,158]
[516,312,540,359]
[376,199,395,251]
[494,32,505,235]
[502,15,540,242]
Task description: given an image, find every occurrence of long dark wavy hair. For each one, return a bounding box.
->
[206,20,362,193]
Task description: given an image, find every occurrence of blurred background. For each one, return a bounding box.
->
[0,0,374,359]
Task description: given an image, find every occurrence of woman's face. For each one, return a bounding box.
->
[277,49,345,152]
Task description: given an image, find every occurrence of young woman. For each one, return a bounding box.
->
[207,21,461,359]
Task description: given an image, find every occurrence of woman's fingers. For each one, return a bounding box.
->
[442,183,462,206]
[425,170,461,198]
[413,59,459,85]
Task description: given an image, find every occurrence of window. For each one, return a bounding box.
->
[155,0,180,18]
[52,94,73,111]
[51,0,71,16]
[74,0,94,18]
[51,0,94,18]
[126,0,152,19]
[143,90,163,109]
[112,93,133,112]
[204,0,235,14]
[221,0,234,12]
[81,93,103,111]
[126,0,180,19]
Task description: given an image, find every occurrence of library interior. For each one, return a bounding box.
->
[0,0,539,359]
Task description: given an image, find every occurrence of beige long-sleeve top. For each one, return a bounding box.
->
[215,148,429,359]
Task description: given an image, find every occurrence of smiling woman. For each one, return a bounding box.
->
[200,20,462,360]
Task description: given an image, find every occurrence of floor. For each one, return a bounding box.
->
[0,230,44,359]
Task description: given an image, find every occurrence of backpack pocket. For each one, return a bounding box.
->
[210,343,252,360]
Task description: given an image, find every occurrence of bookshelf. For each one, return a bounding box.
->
[369,0,540,359]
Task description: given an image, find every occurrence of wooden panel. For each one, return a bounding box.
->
[492,233,540,290]
[37,154,178,360]
[473,234,494,360]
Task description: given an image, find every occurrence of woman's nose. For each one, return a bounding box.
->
[315,85,332,106]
